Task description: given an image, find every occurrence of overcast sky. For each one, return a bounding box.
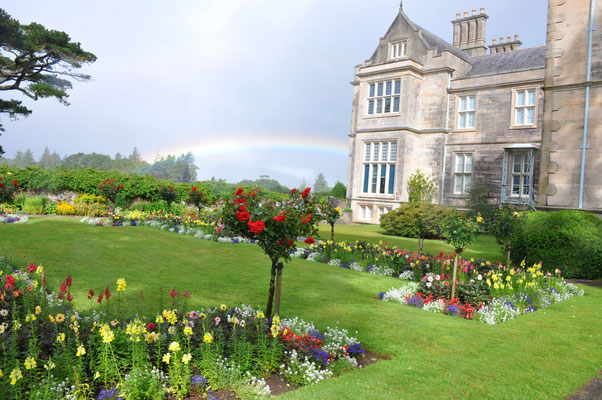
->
[0,0,547,187]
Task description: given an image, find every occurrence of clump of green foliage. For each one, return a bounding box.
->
[380,203,451,239]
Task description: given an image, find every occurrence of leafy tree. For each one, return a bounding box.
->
[237,175,289,194]
[129,147,142,163]
[222,187,321,317]
[12,148,35,167]
[330,181,347,199]
[0,8,96,153]
[490,204,524,267]
[466,179,494,228]
[407,169,436,204]
[319,197,340,241]
[158,186,178,212]
[313,173,329,193]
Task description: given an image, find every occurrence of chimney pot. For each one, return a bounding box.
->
[456,13,461,19]
[480,7,485,14]
[507,36,511,41]
[500,37,504,43]
[493,38,497,44]
[515,34,519,40]
[472,9,476,15]
[464,11,468,17]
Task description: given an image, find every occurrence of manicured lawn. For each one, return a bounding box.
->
[317,224,505,262]
[1,218,601,399]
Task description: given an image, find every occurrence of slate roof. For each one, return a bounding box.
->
[463,46,546,78]
[416,25,471,62]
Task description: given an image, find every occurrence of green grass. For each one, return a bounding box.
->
[317,224,505,262]
[1,218,601,400]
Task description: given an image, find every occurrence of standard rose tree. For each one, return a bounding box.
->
[319,197,341,241]
[186,186,208,217]
[0,175,19,204]
[221,187,320,317]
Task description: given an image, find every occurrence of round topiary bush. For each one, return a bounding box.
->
[511,210,602,279]
[380,203,451,239]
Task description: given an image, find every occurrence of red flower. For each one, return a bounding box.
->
[273,214,286,223]
[11,180,18,186]
[238,205,247,212]
[66,293,74,302]
[170,288,178,298]
[183,290,190,299]
[147,323,155,331]
[105,286,112,300]
[236,210,250,221]
[120,184,124,189]
[26,264,37,273]
[88,289,95,300]
[247,220,265,234]
[287,239,294,247]
[4,274,15,290]
[97,294,103,303]
[192,187,197,192]
[66,273,72,287]
[302,187,311,199]
[235,187,244,196]
[291,188,296,194]
[301,213,312,223]
[304,237,315,244]
[234,197,246,205]
[0,183,4,188]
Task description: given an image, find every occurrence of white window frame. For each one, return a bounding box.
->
[453,153,473,195]
[362,141,397,196]
[377,206,391,220]
[366,79,401,116]
[359,205,373,221]
[457,95,477,130]
[389,40,407,60]
[509,152,533,198]
[511,88,538,128]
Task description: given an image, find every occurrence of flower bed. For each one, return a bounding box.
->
[379,262,584,325]
[0,214,28,224]
[0,258,366,399]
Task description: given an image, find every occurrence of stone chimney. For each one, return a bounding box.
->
[452,7,488,57]
[489,34,522,54]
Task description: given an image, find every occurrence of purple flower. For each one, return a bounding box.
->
[378,291,386,300]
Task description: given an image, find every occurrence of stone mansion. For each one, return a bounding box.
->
[346,1,601,223]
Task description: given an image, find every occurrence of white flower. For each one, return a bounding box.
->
[435,275,441,281]
[477,274,483,281]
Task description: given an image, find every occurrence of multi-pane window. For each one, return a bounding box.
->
[367,79,401,115]
[458,95,476,129]
[389,41,407,60]
[362,141,397,195]
[510,152,532,197]
[454,153,473,194]
[514,89,536,126]
[377,206,391,220]
[359,205,373,221]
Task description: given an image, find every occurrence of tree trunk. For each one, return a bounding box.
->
[450,252,460,300]
[265,260,277,318]
[274,265,283,316]
[331,224,335,242]
[506,249,511,268]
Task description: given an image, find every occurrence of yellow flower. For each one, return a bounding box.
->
[182,353,192,364]
[57,333,66,343]
[44,360,55,371]
[35,306,42,315]
[335,207,341,213]
[25,313,36,322]
[10,367,22,385]
[55,314,65,323]
[156,315,164,324]
[199,313,207,320]
[0,368,2,377]
[220,304,227,311]
[476,216,483,223]
[203,332,213,343]
[48,315,55,323]
[506,275,512,282]
[13,320,21,331]
[100,325,114,343]
[168,341,181,352]
[24,357,37,370]
[76,345,86,357]
[183,326,193,336]
[144,332,159,343]
[162,353,171,364]
[116,278,127,292]
[270,324,280,338]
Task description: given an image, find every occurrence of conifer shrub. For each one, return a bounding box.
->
[511,210,602,279]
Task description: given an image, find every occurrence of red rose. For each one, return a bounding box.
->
[11,180,18,186]
[0,183,4,187]
[192,187,197,191]
[287,239,294,247]
[112,186,115,189]
[302,187,311,198]
[304,237,315,244]
[236,210,250,221]
[247,220,265,234]
[235,187,244,196]
[239,205,247,212]
[234,197,246,205]
[147,322,155,331]
[274,214,286,223]
[120,184,124,189]
[291,188,297,194]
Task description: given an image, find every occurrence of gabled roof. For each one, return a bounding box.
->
[463,46,546,78]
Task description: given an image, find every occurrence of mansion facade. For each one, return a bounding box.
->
[346,1,602,223]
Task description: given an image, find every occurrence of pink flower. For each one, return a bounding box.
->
[215,317,221,326]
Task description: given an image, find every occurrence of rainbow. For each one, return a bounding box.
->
[141,133,349,161]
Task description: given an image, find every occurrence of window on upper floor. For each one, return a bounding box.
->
[512,88,537,128]
[389,41,407,60]
[457,95,476,129]
[453,153,473,195]
[367,79,401,116]
[362,141,397,195]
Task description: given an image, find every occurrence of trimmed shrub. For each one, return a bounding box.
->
[511,210,602,279]
[380,203,452,239]
[22,196,46,214]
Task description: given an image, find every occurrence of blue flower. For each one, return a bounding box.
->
[378,291,386,300]
[346,343,366,357]
[98,388,122,400]
[191,374,208,389]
